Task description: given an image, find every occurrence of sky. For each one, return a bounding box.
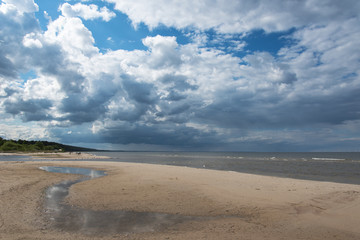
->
[0,0,360,151]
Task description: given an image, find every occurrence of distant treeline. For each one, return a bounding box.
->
[0,137,97,152]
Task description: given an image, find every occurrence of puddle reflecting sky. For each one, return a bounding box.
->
[40,166,200,235]
[39,166,106,179]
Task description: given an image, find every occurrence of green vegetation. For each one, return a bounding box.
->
[0,137,96,152]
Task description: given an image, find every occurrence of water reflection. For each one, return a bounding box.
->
[40,166,198,235]
[39,166,105,178]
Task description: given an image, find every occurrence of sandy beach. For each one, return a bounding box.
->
[0,160,360,239]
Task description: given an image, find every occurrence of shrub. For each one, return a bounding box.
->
[0,141,22,152]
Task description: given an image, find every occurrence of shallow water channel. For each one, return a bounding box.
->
[40,166,197,235]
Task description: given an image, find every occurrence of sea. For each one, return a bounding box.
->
[1,151,360,185]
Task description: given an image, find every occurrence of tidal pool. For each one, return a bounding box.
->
[40,166,198,235]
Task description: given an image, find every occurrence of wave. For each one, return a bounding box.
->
[311,157,345,161]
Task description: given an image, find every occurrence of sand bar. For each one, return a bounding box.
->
[0,160,359,239]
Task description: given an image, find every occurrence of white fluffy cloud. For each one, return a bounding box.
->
[142,35,181,68]
[278,18,360,100]
[106,0,360,33]
[2,0,38,13]
[44,15,99,59]
[0,122,48,140]
[22,32,43,48]
[59,2,115,22]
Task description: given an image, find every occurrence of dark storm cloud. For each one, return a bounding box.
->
[0,54,17,78]
[4,98,52,121]
[165,90,187,101]
[194,95,256,128]
[24,43,79,83]
[60,76,118,124]
[95,122,218,148]
[48,124,103,145]
[103,76,159,122]
[278,88,360,126]
[60,95,108,123]
[280,71,297,84]
[153,102,192,124]
[167,103,191,116]
[122,78,157,104]
[195,84,360,129]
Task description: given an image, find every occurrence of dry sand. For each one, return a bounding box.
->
[0,160,359,239]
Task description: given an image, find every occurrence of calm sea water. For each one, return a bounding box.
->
[1,152,360,184]
[92,152,360,184]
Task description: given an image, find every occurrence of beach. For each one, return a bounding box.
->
[0,160,360,239]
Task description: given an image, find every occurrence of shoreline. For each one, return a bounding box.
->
[1,161,360,239]
[0,151,111,159]
[2,151,359,185]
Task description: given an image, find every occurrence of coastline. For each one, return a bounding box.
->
[0,160,359,239]
[0,151,110,159]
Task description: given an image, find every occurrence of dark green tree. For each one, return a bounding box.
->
[0,141,22,151]
[34,141,44,150]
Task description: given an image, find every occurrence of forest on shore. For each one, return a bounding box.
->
[0,137,96,152]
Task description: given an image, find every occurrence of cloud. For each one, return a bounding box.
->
[0,1,105,126]
[4,98,52,121]
[122,77,157,104]
[2,0,38,13]
[0,0,359,150]
[0,2,39,78]
[106,0,360,33]
[90,120,218,148]
[44,15,99,58]
[23,33,43,48]
[59,2,116,22]
[0,122,49,140]
[142,35,182,68]
[0,54,17,78]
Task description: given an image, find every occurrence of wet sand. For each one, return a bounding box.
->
[0,160,360,239]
